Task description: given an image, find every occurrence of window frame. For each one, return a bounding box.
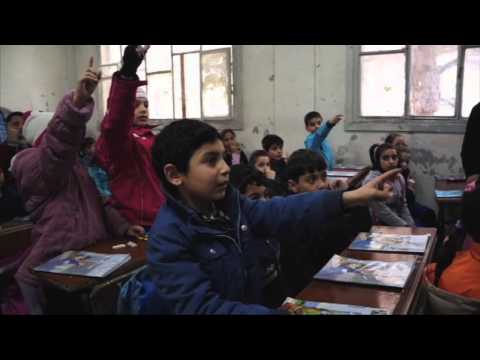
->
[346,45,480,134]
[96,45,243,130]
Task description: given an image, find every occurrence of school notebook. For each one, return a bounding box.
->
[435,190,464,198]
[314,254,414,289]
[349,233,430,254]
[34,251,131,278]
[281,297,390,315]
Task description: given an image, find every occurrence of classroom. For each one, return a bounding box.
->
[0,45,478,315]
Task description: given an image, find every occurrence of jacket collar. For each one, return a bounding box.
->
[164,185,242,237]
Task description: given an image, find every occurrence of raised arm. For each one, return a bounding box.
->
[309,115,343,149]
[95,45,149,170]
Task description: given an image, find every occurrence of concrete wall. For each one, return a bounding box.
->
[234,45,465,210]
[0,45,466,210]
[0,45,76,113]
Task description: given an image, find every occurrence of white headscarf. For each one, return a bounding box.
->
[22,111,54,145]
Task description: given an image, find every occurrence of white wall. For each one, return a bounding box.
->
[0,45,76,113]
[1,45,464,210]
[234,45,465,210]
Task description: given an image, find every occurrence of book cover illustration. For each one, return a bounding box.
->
[435,190,464,198]
[34,251,132,278]
[281,297,390,315]
[349,233,429,253]
[314,255,414,288]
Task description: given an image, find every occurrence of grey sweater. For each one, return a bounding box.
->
[362,170,415,227]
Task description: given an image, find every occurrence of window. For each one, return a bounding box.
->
[347,45,480,133]
[98,45,237,125]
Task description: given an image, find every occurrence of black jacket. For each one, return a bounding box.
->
[461,102,480,177]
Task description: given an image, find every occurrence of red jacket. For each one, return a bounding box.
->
[96,74,166,227]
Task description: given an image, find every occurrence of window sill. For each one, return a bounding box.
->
[345,118,467,134]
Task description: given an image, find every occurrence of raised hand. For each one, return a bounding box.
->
[120,45,150,77]
[126,225,146,239]
[329,114,344,126]
[342,168,401,208]
[74,56,102,108]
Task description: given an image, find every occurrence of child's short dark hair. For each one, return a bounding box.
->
[5,111,24,124]
[385,133,402,145]
[230,164,267,194]
[286,149,327,182]
[152,119,221,194]
[249,150,269,166]
[304,111,323,127]
[261,134,284,152]
[220,128,235,140]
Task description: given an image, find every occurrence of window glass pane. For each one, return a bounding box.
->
[202,45,232,51]
[147,73,173,119]
[100,79,112,115]
[361,45,405,52]
[409,45,458,116]
[184,53,201,119]
[100,45,121,65]
[202,50,230,118]
[138,62,146,81]
[146,45,172,72]
[462,47,480,118]
[361,54,406,116]
[99,64,118,78]
[173,55,183,119]
[172,45,200,54]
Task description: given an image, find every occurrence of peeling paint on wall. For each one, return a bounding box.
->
[410,148,459,174]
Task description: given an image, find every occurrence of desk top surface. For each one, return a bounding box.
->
[435,179,465,204]
[34,239,148,293]
[296,226,437,314]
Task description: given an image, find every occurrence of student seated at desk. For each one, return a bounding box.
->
[431,179,480,301]
[363,143,414,227]
[139,120,396,314]
[281,149,371,296]
[220,129,248,167]
[229,164,286,307]
[386,134,437,228]
[261,134,288,183]
[11,58,142,314]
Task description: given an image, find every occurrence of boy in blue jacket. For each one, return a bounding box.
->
[143,119,399,315]
[304,111,343,170]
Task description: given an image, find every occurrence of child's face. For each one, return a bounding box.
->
[244,182,267,201]
[267,144,283,161]
[222,132,236,152]
[288,170,328,194]
[7,115,23,142]
[306,117,323,133]
[392,136,407,150]
[134,99,150,126]
[379,149,399,172]
[178,139,230,210]
[254,156,271,174]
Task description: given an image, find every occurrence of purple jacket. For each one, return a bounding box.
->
[11,92,128,286]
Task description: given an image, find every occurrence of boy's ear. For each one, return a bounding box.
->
[287,179,298,193]
[164,164,183,187]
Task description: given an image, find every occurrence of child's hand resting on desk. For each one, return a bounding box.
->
[74,56,102,108]
[342,168,401,208]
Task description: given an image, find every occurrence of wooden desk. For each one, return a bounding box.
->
[296,226,437,314]
[0,221,33,259]
[435,179,465,231]
[34,239,148,314]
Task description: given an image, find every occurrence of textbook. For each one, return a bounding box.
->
[281,297,390,315]
[435,190,464,198]
[349,232,429,254]
[314,255,414,288]
[34,251,131,278]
